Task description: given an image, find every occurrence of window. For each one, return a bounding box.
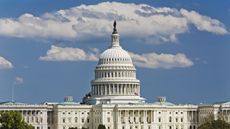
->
[176,118,178,122]
[158,117,161,122]
[87,119,90,123]
[82,118,84,123]
[75,117,78,123]
[36,117,39,123]
[181,118,183,122]
[68,117,71,123]
[107,117,110,123]
[63,118,65,123]
[169,117,172,122]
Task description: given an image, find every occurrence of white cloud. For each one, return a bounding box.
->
[0,2,227,43]
[14,77,23,85]
[40,45,193,69]
[130,52,193,69]
[0,56,13,69]
[180,9,228,34]
[39,45,99,61]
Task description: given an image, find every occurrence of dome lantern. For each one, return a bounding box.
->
[111,20,120,48]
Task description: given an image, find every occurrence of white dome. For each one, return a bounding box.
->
[99,46,133,65]
[85,21,145,105]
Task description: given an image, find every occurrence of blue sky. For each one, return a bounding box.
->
[0,0,229,104]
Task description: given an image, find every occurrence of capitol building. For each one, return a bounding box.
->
[0,21,230,129]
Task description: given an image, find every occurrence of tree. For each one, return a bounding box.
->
[0,111,34,129]
[98,124,106,129]
[198,119,230,129]
[69,127,88,129]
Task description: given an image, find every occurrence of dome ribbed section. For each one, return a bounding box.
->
[98,47,133,66]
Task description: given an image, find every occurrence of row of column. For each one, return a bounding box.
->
[188,111,198,123]
[219,110,230,121]
[118,110,153,124]
[95,70,136,79]
[99,58,130,64]
[92,83,140,96]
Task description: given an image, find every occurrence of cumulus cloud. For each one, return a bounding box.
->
[39,45,99,61]
[0,2,228,43]
[129,52,193,69]
[180,9,228,34]
[40,45,193,69]
[0,56,13,69]
[14,77,23,85]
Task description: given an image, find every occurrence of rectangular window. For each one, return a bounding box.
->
[169,117,172,122]
[158,117,161,122]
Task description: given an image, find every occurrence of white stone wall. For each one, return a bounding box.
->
[0,104,49,129]
[1,102,230,129]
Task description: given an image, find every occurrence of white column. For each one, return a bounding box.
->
[97,85,99,95]
[105,84,107,95]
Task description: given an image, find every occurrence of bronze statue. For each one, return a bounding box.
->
[113,20,116,29]
[113,20,117,34]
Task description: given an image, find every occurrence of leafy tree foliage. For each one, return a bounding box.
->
[69,127,88,129]
[98,124,106,129]
[198,119,230,129]
[0,111,34,129]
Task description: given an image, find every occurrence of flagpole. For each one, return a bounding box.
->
[11,85,14,102]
